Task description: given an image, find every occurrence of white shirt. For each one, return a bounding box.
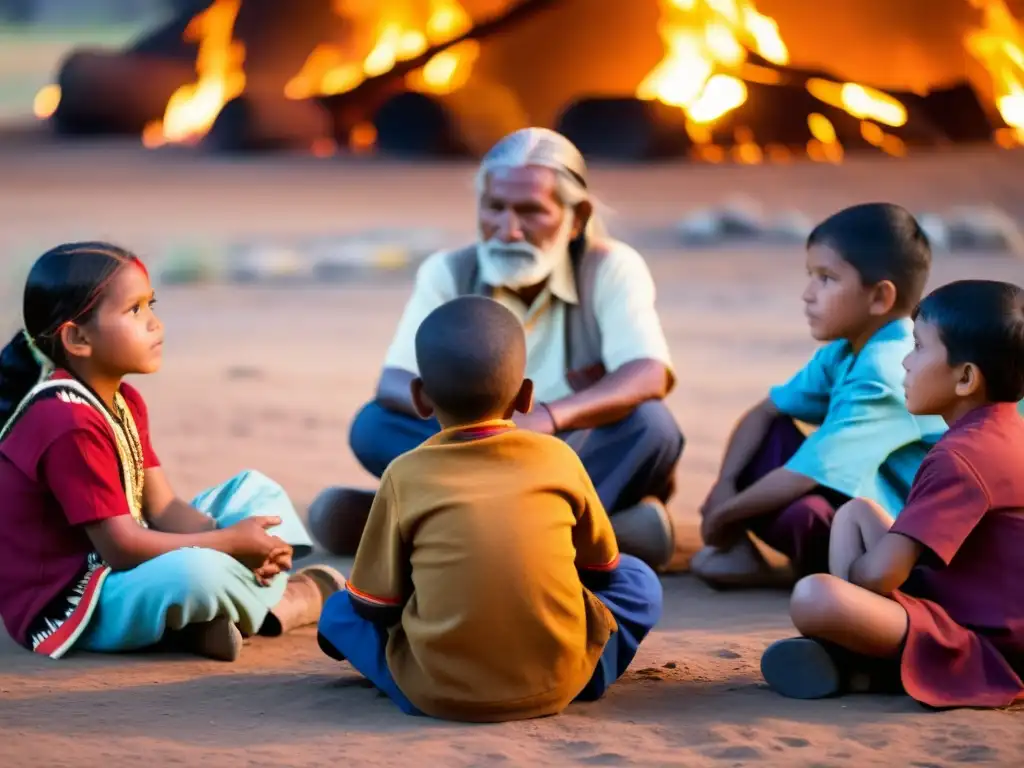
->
[383,240,674,403]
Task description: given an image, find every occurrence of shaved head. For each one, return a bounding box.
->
[415,296,526,423]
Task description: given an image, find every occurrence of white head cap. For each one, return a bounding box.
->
[475,128,606,243]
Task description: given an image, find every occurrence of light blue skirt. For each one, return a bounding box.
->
[75,469,313,653]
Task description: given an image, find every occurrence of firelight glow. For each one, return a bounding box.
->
[965,0,1024,143]
[142,0,246,147]
[637,0,788,122]
[636,0,916,161]
[284,0,479,102]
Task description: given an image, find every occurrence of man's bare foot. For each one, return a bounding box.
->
[175,616,244,662]
[611,497,675,571]
[307,487,375,555]
[689,545,715,572]
[692,536,794,589]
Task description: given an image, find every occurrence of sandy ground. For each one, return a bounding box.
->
[1,143,1024,766]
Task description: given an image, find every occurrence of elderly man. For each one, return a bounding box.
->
[315,128,683,569]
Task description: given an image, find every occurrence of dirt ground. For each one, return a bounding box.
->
[1,142,1023,766]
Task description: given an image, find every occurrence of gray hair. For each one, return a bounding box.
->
[474,128,607,242]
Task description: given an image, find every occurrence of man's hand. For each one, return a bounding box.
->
[513,406,557,435]
[700,477,737,520]
[700,505,734,548]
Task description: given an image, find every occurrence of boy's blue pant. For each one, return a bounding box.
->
[317,554,664,716]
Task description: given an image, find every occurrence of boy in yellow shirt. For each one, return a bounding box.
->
[317,296,663,721]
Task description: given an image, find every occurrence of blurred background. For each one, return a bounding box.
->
[1,0,1023,507]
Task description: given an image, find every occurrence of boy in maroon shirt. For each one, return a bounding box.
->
[761,279,1024,708]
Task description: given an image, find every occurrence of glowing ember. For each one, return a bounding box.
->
[143,0,245,147]
[964,0,1024,143]
[285,0,478,101]
[33,84,61,120]
[805,79,907,128]
[311,137,339,158]
[349,121,379,153]
[637,0,788,124]
[859,120,907,158]
[807,113,844,164]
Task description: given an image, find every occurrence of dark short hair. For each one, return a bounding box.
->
[807,203,931,311]
[415,296,526,423]
[914,280,1024,402]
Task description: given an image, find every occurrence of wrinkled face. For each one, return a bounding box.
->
[802,245,877,342]
[81,262,164,376]
[903,317,960,415]
[478,165,578,251]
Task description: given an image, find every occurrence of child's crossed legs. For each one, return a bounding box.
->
[828,498,894,581]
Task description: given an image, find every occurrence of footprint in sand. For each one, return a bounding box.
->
[946,745,998,763]
[777,736,811,748]
[554,741,631,766]
[225,366,264,380]
[579,755,631,766]
[705,745,762,760]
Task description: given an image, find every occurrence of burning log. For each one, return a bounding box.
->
[706,80,868,149]
[555,98,693,160]
[372,81,530,158]
[49,0,344,143]
[742,54,994,146]
[203,94,333,153]
[51,50,197,136]
[915,83,995,144]
[318,0,559,137]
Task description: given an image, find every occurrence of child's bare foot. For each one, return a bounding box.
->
[175,616,244,662]
[692,536,793,589]
[260,565,347,637]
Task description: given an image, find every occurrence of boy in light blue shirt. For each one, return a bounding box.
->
[694,203,945,588]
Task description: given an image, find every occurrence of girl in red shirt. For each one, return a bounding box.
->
[0,242,342,661]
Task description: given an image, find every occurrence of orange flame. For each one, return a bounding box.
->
[964,0,1024,143]
[285,0,478,102]
[143,0,245,148]
[637,0,788,125]
[638,0,915,161]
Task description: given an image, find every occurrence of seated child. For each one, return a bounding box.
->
[694,203,946,588]
[316,296,663,722]
[0,242,342,662]
[761,279,1024,708]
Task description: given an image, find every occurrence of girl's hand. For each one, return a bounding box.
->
[252,546,293,585]
[224,516,288,569]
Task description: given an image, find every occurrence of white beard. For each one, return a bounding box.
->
[477,212,575,290]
